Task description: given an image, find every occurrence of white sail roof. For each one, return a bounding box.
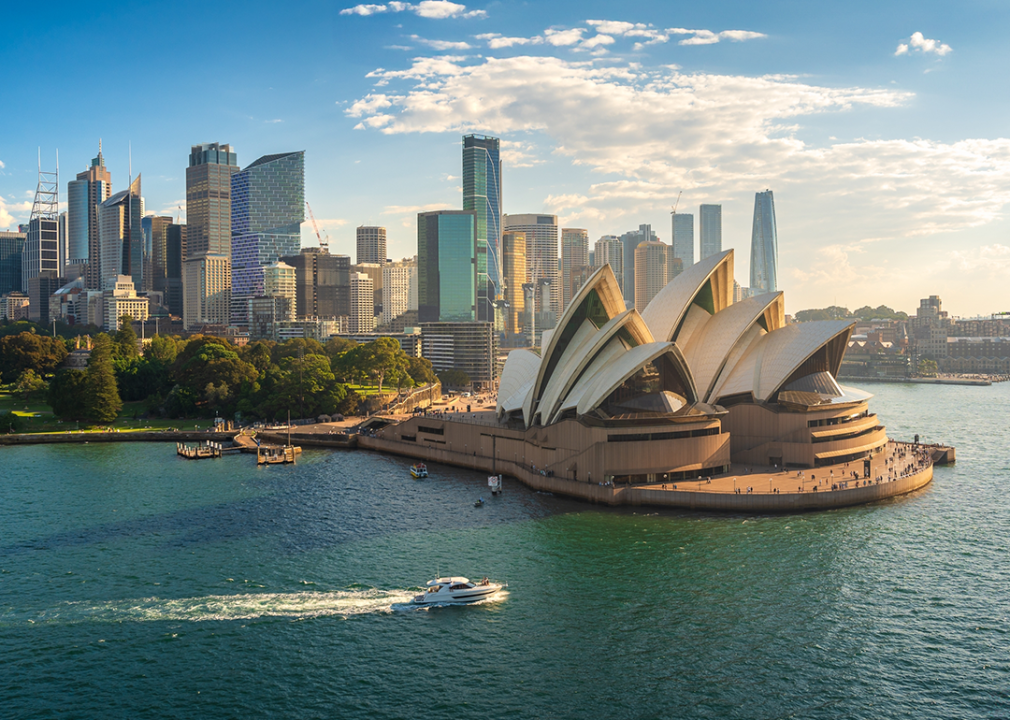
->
[640,249,734,343]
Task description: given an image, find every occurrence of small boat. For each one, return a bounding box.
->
[410,463,428,478]
[474,497,485,507]
[488,474,502,495]
[411,576,503,605]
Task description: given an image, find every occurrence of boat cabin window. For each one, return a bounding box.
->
[450,583,472,590]
[427,585,442,593]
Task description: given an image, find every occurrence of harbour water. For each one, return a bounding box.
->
[1,382,1008,718]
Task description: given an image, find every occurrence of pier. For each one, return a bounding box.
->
[176,441,226,459]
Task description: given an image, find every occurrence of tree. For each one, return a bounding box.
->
[113,315,139,359]
[437,369,471,389]
[794,306,851,323]
[406,356,437,386]
[146,334,178,365]
[917,358,938,377]
[0,332,69,383]
[48,369,90,420]
[86,334,122,423]
[360,337,409,393]
[241,340,275,375]
[14,368,46,401]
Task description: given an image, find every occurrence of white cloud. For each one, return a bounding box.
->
[670,28,766,45]
[410,34,471,50]
[383,202,450,214]
[476,33,543,49]
[0,160,5,169]
[895,32,952,57]
[348,52,1010,272]
[579,34,615,50]
[340,1,486,18]
[544,28,586,47]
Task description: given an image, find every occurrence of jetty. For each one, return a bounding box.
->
[176,440,228,459]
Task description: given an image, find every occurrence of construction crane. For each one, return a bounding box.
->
[305,201,330,252]
[670,190,682,216]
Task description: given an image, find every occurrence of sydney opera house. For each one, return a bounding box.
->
[492,249,883,483]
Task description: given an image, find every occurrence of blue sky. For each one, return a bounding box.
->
[2,0,1008,315]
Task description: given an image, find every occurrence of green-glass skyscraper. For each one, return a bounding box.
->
[462,134,501,323]
[417,210,477,323]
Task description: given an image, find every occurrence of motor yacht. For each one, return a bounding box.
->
[411,576,503,605]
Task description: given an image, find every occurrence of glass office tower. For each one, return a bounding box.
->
[186,143,238,258]
[230,151,305,325]
[699,204,722,260]
[98,176,143,289]
[417,210,477,323]
[672,213,694,268]
[463,135,501,323]
[750,189,778,293]
[67,144,112,288]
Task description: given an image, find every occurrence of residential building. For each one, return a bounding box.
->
[593,235,623,293]
[182,253,230,329]
[382,257,417,326]
[561,228,589,311]
[350,272,374,333]
[186,142,238,257]
[280,248,351,320]
[417,210,477,323]
[463,134,502,323]
[102,275,149,331]
[750,189,778,293]
[501,230,526,337]
[351,262,382,320]
[503,213,559,325]
[0,231,25,295]
[419,321,496,388]
[230,151,304,326]
[97,176,143,289]
[356,226,386,265]
[67,142,112,288]
[672,213,694,268]
[619,224,656,308]
[263,261,296,322]
[699,204,722,260]
[23,162,62,300]
[634,241,670,310]
[165,224,186,317]
[2,291,30,320]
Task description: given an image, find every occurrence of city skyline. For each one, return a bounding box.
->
[1,1,1009,315]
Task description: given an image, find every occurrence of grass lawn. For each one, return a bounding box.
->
[0,392,211,434]
[345,384,386,397]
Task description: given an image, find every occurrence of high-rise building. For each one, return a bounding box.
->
[98,176,143,290]
[349,272,374,333]
[593,235,623,294]
[699,204,722,260]
[561,228,589,311]
[463,135,502,323]
[750,189,778,293]
[280,248,351,319]
[635,241,670,310]
[417,210,477,323]
[165,224,186,317]
[351,262,382,321]
[620,224,656,308]
[672,212,694,268]
[501,230,526,337]
[68,143,112,289]
[142,215,173,293]
[0,232,25,295]
[182,253,230,329]
[102,275,149,331]
[419,321,496,388]
[186,143,238,258]
[230,151,305,326]
[382,257,417,326]
[23,160,62,299]
[356,226,386,265]
[503,214,559,326]
[263,261,296,322]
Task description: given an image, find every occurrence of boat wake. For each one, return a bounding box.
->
[3,588,418,625]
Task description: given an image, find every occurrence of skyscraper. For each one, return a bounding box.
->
[501,230,526,337]
[0,232,25,295]
[620,224,656,308]
[67,143,111,288]
[349,272,374,333]
[635,241,670,310]
[280,248,351,319]
[186,143,238,258]
[593,235,623,293]
[417,210,477,323]
[142,215,173,293]
[672,213,694,268]
[22,158,61,298]
[98,176,143,289]
[182,253,230,330]
[356,226,386,265]
[699,204,722,260]
[503,214,559,326]
[561,228,589,311]
[382,257,417,326]
[463,134,501,323]
[263,261,296,322]
[750,190,778,293]
[230,151,305,326]
[165,224,187,317]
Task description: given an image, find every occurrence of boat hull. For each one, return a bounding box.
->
[411,585,502,605]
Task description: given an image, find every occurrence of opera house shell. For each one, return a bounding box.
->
[493,249,887,484]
